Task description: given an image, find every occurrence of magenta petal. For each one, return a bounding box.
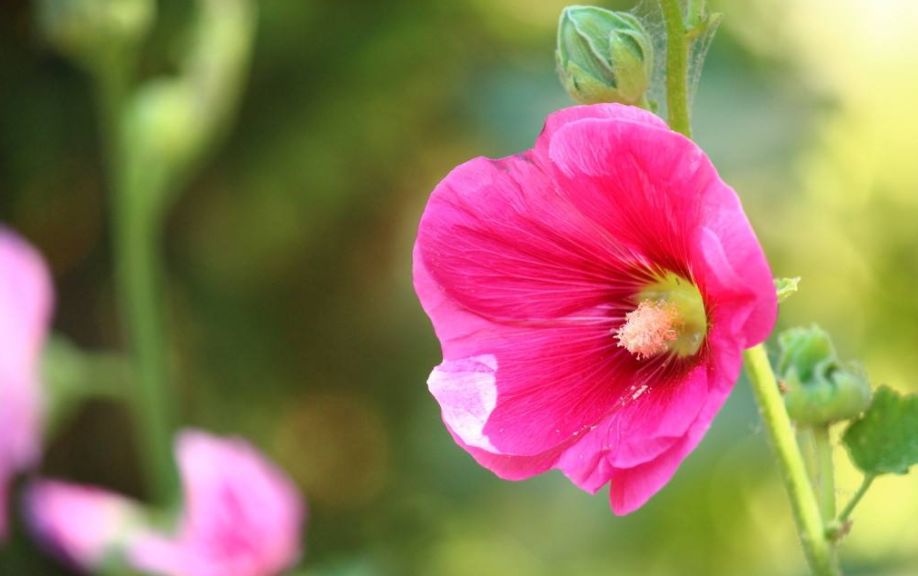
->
[546,118,713,273]
[417,153,627,322]
[608,432,698,515]
[608,333,742,514]
[430,355,589,478]
[415,247,626,457]
[449,426,569,481]
[696,224,776,346]
[418,249,586,474]
[545,116,776,344]
[426,317,626,457]
[608,381,731,515]
[556,364,710,494]
[535,103,668,162]
[603,367,709,468]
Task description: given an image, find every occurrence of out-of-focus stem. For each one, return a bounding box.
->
[798,427,816,480]
[686,0,705,28]
[110,191,180,506]
[744,344,838,576]
[94,56,180,509]
[838,474,875,524]
[812,425,836,522]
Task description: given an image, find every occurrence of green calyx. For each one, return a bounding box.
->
[778,325,872,425]
[556,6,653,106]
[637,272,707,358]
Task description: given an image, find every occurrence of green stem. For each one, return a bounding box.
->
[659,0,692,137]
[744,345,838,576]
[797,427,817,481]
[94,59,181,509]
[838,475,875,524]
[63,350,132,402]
[85,352,132,397]
[111,194,180,506]
[42,342,132,437]
[654,8,834,570]
[92,58,129,182]
[812,425,836,522]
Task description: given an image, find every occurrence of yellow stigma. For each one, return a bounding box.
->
[614,273,707,360]
[615,300,679,359]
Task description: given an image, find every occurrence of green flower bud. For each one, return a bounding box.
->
[778,326,872,425]
[777,325,835,383]
[126,81,201,172]
[555,6,653,106]
[37,0,153,69]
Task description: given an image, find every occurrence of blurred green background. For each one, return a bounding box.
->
[2,0,917,574]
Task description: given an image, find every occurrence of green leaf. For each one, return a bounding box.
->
[775,276,801,303]
[842,386,918,475]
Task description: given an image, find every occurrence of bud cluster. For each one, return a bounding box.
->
[777,325,872,425]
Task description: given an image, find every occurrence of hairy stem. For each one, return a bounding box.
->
[744,345,838,576]
[659,0,692,137]
[654,6,836,571]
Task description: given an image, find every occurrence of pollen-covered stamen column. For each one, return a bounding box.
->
[615,272,707,360]
[657,1,837,575]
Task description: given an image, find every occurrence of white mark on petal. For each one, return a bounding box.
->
[630,384,649,401]
[428,354,498,451]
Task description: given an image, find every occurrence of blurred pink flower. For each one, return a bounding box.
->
[28,430,305,575]
[413,104,777,514]
[27,481,144,569]
[0,227,52,537]
[130,430,305,576]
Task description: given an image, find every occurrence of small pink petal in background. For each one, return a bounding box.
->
[129,430,305,576]
[0,226,53,538]
[27,429,304,576]
[27,481,145,571]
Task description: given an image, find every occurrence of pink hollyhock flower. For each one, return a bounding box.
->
[0,227,52,537]
[413,104,777,514]
[28,430,304,575]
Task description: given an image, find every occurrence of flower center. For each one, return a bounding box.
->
[615,300,679,359]
[614,273,707,360]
